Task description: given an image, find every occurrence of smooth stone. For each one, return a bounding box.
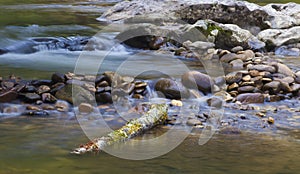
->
[279,76,295,84]
[291,84,300,92]
[220,53,239,63]
[23,85,37,93]
[279,81,292,93]
[78,103,94,113]
[273,62,295,77]
[155,78,189,99]
[207,97,223,108]
[237,93,264,104]
[231,46,243,53]
[37,85,51,94]
[214,76,226,86]
[240,81,255,86]
[26,105,41,111]
[171,100,183,107]
[25,93,41,102]
[50,83,65,94]
[238,50,255,60]
[84,75,96,82]
[42,104,56,110]
[263,81,281,94]
[238,86,255,93]
[229,59,244,69]
[242,75,251,81]
[55,84,94,104]
[225,71,243,84]
[31,80,52,86]
[134,81,147,88]
[83,83,96,93]
[51,72,65,83]
[96,92,113,104]
[186,118,202,126]
[228,83,239,91]
[97,81,109,87]
[55,100,69,112]
[3,105,19,113]
[122,76,134,83]
[23,111,49,116]
[41,93,57,103]
[182,71,212,94]
[248,64,276,73]
[267,117,275,124]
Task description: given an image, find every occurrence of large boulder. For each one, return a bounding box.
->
[55,84,94,104]
[99,0,300,30]
[154,78,189,99]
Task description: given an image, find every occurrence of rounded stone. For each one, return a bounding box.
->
[237,93,264,104]
[225,71,243,84]
[181,71,212,94]
[155,78,189,99]
[51,73,65,83]
[78,103,94,113]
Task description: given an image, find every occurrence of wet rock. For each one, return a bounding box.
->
[182,71,212,94]
[238,86,255,93]
[97,81,109,88]
[50,83,65,94]
[26,105,41,111]
[78,103,94,113]
[96,92,113,104]
[55,84,94,104]
[237,93,264,104]
[37,85,51,94]
[263,81,281,94]
[239,50,255,60]
[155,78,189,99]
[31,80,52,86]
[55,100,69,112]
[248,64,276,73]
[51,72,65,83]
[186,118,202,126]
[23,110,49,116]
[242,75,251,81]
[42,104,56,110]
[225,71,243,84]
[84,75,96,82]
[273,63,295,77]
[279,81,292,93]
[24,93,41,102]
[275,46,300,56]
[41,93,57,103]
[2,105,19,113]
[170,99,183,107]
[229,59,244,69]
[66,79,85,87]
[228,83,239,91]
[231,46,243,53]
[23,85,37,93]
[207,97,223,108]
[291,84,300,92]
[267,116,275,124]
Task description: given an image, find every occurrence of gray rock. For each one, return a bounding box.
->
[225,71,243,84]
[186,118,202,126]
[55,84,94,104]
[51,72,65,83]
[237,93,264,104]
[100,0,300,30]
[229,59,244,69]
[25,93,41,102]
[231,46,243,53]
[238,86,255,93]
[248,64,276,73]
[181,71,212,94]
[273,63,295,77]
[95,92,113,104]
[155,78,189,99]
[263,81,281,94]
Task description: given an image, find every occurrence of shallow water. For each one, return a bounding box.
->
[0,0,300,173]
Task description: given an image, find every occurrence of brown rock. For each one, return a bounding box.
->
[0,90,18,103]
[237,93,264,104]
[78,103,94,113]
[229,59,244,69]
[238,86,255,93]
[242,75,251,81]
[263,81,281,94]
[51,73,65,83]
[228,83,239,91]
[182,71,212,94]
[41,93,57,103]
[220,53,239,63]
[225,71,243,84]
[37,85,51,94]
[273,63,295,77]
[156,78,189,99]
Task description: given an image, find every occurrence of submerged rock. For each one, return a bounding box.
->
[181,71,212,94]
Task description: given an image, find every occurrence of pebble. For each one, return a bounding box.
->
[267,117,275,124]
[78,103,94,113]
[171,99,183,107]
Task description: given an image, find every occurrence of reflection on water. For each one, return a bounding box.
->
[0,116,299,174]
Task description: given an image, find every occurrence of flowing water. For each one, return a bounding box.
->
[0,0,300,173]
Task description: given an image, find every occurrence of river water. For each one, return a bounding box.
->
[0,0,299,174]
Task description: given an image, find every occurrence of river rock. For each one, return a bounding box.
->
[0,90,18,103]
[96,92,113,104]
[258,26,300,47]
[231,46,243,53]
[181,71,212,94]
[263,81,281,94]
[229,59,244,69]
[273,63,295,77]
[237,93,264,104]
[248,64,276,73]
[220,53,239,63]
[25,93,41,102]
[78,103,94,113]
[55,100,69,112]
[225,71,243,84]
[51,72,65,83]
[37,85,51,94]
[41,93,57,103]
[238,86,255,93]
[155,78,189,99]
[186,118,202,126]
[55,84,94,104]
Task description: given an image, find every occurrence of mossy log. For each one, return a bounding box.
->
[71,104,168,154]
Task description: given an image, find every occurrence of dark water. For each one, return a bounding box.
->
[0,0,300,174]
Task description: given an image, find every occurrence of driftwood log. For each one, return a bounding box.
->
[71,104,168,154]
